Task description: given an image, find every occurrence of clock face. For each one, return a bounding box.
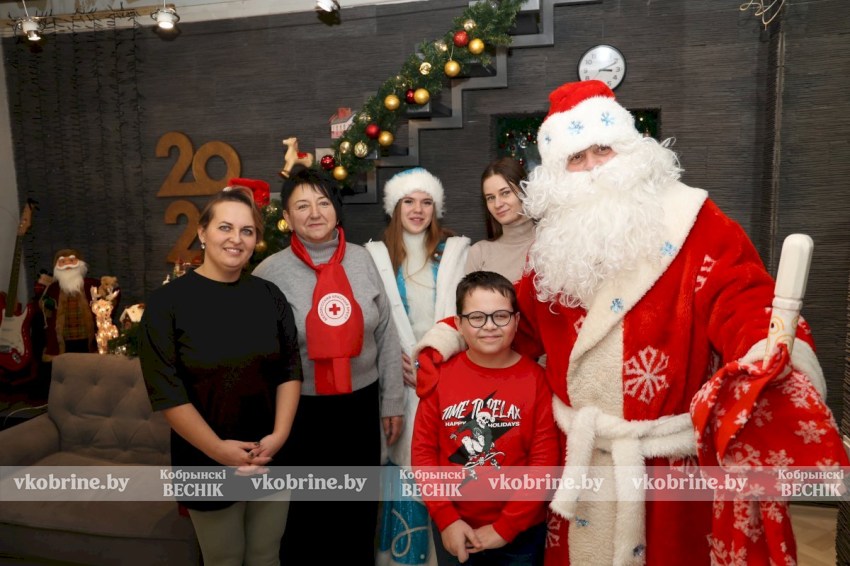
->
[578,45,626,90]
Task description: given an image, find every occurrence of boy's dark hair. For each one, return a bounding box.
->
[456,270,518,314]
[280,165,345,226]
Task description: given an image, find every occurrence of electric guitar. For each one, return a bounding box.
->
[0,201,36,372]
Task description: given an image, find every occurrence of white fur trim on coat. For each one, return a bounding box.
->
[434,236,470,320]
[412,321,467,365]
[365,241,417,354]
[550,397,696,566]
[366,236,470,353]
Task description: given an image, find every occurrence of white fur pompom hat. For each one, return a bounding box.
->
[382,167,445,217]
[537,79,641,170]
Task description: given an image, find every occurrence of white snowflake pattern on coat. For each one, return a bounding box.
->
[732,500,763,542]
[722,442,763,472]
[691,374,721,411]
[623,346,670,403]
[750,398,773,427]
[695,254,717,293]
[816,458,840,470]
[794,420,827,444]
[761,501,786,524]
[731,377,751,401]
[708,535,748,566]
[776,541,798,566]
[545,513,563,549]
[777,371,815,409]
[765,449,794,468]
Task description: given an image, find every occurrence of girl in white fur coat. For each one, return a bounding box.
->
[366,167,469,566]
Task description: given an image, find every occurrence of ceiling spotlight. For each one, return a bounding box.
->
[152,3,180,30]
[20,18,42,41]
[16,1,43,42]
[315,0,340,13]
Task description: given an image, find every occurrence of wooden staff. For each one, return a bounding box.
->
[763,233,814,368]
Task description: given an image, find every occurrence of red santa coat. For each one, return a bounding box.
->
[512,183,826,566]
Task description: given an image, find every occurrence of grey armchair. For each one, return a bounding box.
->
[0,353,199,565]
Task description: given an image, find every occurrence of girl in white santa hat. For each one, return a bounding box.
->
[366,167,469,566]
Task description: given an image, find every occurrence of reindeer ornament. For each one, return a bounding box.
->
[90,277,120,355]
[280,137,314,178]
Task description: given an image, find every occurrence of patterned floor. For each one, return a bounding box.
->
[791,503,839,566]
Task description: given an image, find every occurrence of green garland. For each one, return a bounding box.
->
[330,0,524,185]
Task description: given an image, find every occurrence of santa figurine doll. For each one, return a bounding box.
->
[40,249,118,360]
[415,80,848,566]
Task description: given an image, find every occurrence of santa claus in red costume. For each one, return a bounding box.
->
[416,80,848,565]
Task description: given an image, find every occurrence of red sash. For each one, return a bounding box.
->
[290,228,364,394]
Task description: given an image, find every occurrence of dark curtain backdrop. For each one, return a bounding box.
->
[3,2,848,518]
[5,15,148,301]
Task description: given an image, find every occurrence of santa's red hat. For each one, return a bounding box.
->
[229,177,270,206]
[537,80,640,168]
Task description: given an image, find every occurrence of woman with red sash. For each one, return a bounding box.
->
[254,166,404,564]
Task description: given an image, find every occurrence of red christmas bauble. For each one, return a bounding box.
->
[405,89,416,104]
[453,30,469,47]
[320,155,336,170]
[365,123,381,139]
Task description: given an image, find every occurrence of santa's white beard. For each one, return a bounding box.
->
[523,138,681,308]
[54,263,88,295]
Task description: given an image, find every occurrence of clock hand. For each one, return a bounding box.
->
[597,58,619,72]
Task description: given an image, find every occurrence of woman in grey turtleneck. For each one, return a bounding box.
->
[464,157,534,284]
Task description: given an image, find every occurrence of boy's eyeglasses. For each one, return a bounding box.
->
[459,310,516,328]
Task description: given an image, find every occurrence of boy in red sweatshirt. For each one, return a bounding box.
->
[412,271,559,565]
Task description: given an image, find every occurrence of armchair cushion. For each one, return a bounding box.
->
[48,353,170,465]
[0,353,199,565]
[0,414,59,466]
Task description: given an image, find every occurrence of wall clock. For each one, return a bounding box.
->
[577,45,626,90]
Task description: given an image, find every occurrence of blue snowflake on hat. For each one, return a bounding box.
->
[535,79,643,171]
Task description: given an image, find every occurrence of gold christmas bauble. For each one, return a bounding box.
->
[339,140,352,154]
[354,141,369,158]
[378,130,394,147]
[444,60,461,77]
[358,113,372,123]
[277,218,290,233]
[434,40,448,52]
[255,240,268,253]
[384,94,400,111]
[419,62,432,76]
[332,165,348,181]
[463,19,476,31]
[468,38,485,55]
[413,88,430,105]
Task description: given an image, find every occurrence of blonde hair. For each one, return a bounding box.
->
[198,186,264,240]
[382,201,454,273]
